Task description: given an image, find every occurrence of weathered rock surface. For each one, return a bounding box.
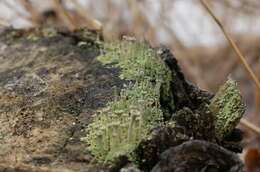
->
[0,28,123,171]
[151,140,244,172]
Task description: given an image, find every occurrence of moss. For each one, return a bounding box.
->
[82,40,172,164]
[209,78,245,140]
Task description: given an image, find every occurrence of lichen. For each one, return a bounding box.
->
[82,40,172,164]
[209,78,245,140]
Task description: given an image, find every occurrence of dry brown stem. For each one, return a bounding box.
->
[200,0,260,91]
[200,0,260,136]
[240,118,260,136]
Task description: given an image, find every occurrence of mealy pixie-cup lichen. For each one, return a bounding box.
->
[82,40,172,164]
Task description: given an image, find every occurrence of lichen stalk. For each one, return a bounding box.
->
[83,40,172,164]
[209,78,245,140]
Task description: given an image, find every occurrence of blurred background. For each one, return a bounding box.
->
[0,0,259,171]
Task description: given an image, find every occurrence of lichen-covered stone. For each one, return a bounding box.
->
[0,27,245,171]
[209,78,245,140]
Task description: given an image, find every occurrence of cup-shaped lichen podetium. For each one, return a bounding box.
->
[83,40,171,164]
[209,78,245,140]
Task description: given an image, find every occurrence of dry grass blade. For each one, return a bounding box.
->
[200,0,260,136]
[52,0,76,31]
[19,0,39,26]
[71,1,102,31]
[200,0,260,91]
[240,118,260,136]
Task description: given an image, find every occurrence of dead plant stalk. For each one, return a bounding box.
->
[200,0,260,135]
[200,0,260,90]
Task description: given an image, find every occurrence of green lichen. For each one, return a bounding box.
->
[97,41,171,83]
[209,78,245,140]
[82,40,172,164]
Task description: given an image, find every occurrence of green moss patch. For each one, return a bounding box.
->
[82,40,172,164]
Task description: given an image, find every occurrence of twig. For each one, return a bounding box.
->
[19,0,40,26]
[71,1,102,31]
[200,0,260,136]
[52,0,76,31]
[200,0,260,91]
[240,118,260,136]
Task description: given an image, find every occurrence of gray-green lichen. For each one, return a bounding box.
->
[209,78,245,140]
[82,40,172,164]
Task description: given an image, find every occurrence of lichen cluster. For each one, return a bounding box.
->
[209,78,245,140]
[82,40,172,163]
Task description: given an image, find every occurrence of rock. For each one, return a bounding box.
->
[0,27,123,171]
[0,27,245,172]
[151,140,244,172]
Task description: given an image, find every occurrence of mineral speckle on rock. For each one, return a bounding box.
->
[0,28,124,171]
